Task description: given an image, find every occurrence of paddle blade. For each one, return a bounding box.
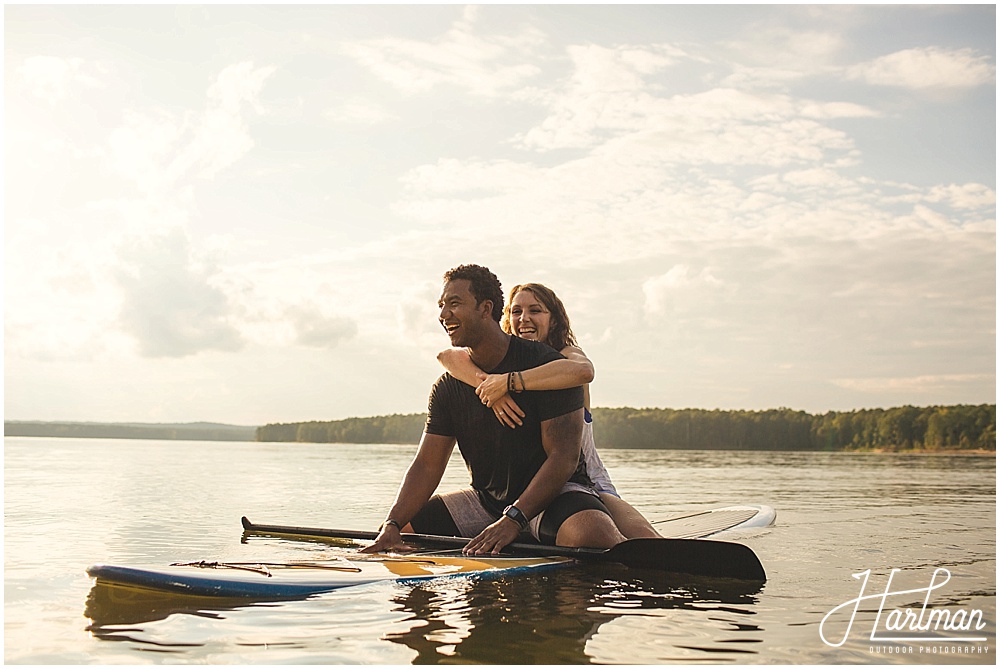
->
[603,538,766,581]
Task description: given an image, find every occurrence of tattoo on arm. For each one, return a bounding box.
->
[541,409,584,460]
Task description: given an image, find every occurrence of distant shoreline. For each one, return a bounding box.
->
[4,434,995,456]
[6,404,996,453]
[4,421,257,442]
[849,447,996,456]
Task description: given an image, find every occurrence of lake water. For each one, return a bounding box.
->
[3,437,995,664]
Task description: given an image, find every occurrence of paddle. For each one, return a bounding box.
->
[241,517,766,581]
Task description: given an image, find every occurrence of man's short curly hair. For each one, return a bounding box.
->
[443,264,504,322]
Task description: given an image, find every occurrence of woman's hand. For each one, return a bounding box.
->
[491,395,524,428]
[474,372,524,427]
[475,372,509,407]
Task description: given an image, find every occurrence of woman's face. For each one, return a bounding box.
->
[509,289,552,344]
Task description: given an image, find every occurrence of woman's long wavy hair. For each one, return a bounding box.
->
[501,283,578,352]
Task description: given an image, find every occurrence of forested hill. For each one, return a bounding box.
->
[256,404,995,452]
[5,421,257,442]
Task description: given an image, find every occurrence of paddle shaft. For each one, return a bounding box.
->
[242,517,606,558]
[241,517,766,580]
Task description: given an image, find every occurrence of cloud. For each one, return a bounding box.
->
[324,97,398,124]
[643,265,724,316]
[341,6,544,96]
[396,279,447,352]
[394,127,987,293]
[388,18,991,270]
[736,28,844,67]
[208,61,275,115]
[831,374,994,394]
[798,101,880,120]
[395,105,866,256]
[82,62,278,358]
[514,43,697,150]
[4,220,124,361]
[514,39,874,160]
[925,183,996,211]
[285,305,358,349]
[719,28,845,88]
[108,61,276,196]
[209,254,370,352]
[400,157,538,197]
[108,110,187,197]
[186,61,276,178]
[115,228,244,358]
[396,85,874,246]
[617,228,993,409]
[17,55,106,104]
[846,47,995,89]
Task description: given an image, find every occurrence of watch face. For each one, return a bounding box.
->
[504,506,526,528]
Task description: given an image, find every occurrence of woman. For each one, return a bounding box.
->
[437,282,660,539]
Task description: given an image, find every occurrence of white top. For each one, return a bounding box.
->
[581,411,618,497]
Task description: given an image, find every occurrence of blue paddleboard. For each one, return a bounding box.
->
[87,553,573,600]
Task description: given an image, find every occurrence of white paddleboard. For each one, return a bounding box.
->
[654,504,776,539]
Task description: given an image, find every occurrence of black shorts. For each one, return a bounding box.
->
[409,487,611,545]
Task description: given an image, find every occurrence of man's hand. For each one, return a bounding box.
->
[462,517,521,555]
[360,524,406,554]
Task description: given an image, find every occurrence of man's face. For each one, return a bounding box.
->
[438,279,486,347]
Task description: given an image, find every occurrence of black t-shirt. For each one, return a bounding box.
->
[425,336,588,516]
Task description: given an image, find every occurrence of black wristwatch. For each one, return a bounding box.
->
[502,504,528,531]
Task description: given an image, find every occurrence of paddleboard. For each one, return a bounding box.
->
[86,552,573,600]
[86,505,774,601]
[654,504,776,539]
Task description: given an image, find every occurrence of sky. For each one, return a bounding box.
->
[4,4,996,426]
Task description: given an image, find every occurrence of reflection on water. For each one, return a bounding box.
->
[84,585,234,651]
[84,583,296,628]
[383,565,764,663]
[83,564,764,663]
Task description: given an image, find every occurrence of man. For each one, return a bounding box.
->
[364,264,625,555]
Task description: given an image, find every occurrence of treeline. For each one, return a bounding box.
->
[256,404,995,452]
[5,421,257,442]
[257,414,426,445]
[592,405,995,451]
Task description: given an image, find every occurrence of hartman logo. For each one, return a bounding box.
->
[820,567,989,655]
